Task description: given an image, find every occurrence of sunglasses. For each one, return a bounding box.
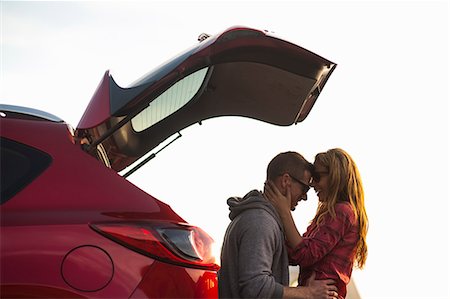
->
[288,174,310,193]
[312,171,329,183]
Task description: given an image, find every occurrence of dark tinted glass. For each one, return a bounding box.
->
[0,137,52,204]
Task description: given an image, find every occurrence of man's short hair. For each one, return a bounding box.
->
[266,151,313,181]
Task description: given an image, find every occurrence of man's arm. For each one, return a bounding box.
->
[237,209,284,298]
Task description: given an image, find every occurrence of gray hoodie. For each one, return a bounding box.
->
[218,190,289,299]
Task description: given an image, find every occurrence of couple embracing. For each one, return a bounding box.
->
[219,149,368,299]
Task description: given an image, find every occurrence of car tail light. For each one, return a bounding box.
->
[90,222,220,271]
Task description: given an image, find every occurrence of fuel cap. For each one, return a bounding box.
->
[61,245,114,292]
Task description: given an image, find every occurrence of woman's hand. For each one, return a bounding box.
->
[264,180,303,247]
[264,180,291,216]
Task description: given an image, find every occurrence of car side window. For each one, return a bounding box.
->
[0,137,52,204]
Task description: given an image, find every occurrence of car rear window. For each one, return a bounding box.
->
[131,67,209,132]
[0,137,52,204]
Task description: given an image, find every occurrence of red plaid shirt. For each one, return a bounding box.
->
[288,202,359,299]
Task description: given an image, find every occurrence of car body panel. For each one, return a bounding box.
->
[130,262,218,298]
[1,224,150,297]
[0,111,206,298]
[0,117,164,217]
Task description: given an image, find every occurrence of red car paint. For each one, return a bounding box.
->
[1,115,217,298]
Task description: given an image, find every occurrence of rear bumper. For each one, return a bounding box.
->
[130,261,218,298]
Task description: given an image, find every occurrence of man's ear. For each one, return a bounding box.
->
[279,173,291,191]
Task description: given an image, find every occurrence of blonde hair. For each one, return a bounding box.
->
[313,148,368,269]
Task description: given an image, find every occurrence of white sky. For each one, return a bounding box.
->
[1,1,449,298]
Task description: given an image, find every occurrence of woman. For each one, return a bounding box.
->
[264,148,368,299]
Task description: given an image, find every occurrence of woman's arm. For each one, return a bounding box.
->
[264,180,303,248]
[289,203,355,267]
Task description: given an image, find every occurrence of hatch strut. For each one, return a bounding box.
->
[123,132,182,178]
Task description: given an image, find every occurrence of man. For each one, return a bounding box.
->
[218,152,338,299]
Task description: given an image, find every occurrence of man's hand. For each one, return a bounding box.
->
[305,273,338,299]
[282,272,338,299]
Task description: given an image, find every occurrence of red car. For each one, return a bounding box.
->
[0,26,336,298]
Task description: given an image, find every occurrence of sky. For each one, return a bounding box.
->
[1,1,449,298]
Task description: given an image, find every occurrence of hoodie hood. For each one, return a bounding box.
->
[227,190,283,231]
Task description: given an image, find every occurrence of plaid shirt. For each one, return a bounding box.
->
[288,202,359,299]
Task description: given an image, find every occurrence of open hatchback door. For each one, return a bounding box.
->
[75,26,337,172]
